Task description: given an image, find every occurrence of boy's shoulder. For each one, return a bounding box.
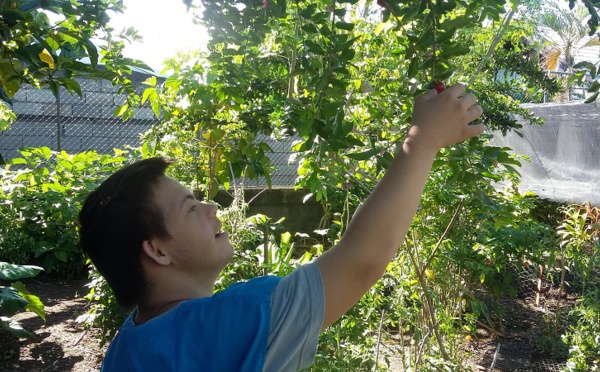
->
[215,275,282,298]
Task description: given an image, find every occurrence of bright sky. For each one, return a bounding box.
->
[108,0,208,73]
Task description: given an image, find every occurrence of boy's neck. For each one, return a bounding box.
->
[135,271,217,325]
[134,298,186,325]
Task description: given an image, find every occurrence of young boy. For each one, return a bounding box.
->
[78,83,483,371]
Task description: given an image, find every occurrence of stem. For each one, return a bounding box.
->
[536,264,543,307]
[404,199,466,362]
[56,88,62,151]
[422,198,465,273]
[555,254,566,330]
[399,314,406,367]
[287,18,307,107]
[208,133,216,199]
[415,325,433,367]
[406,241,451,360]
[246,187,269,205]
[315,0,337,116]
[263,225,270,276]
[426,0,437,79]
[468,8,516,86]
[477,320,506,338]
[488,343,501,372]
[373,309,385,372]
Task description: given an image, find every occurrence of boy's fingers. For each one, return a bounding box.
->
[447,83,466,96]
[461,93,477,107]
[422,89,438,100]
[465,123,486,139]
[467,104,484,121]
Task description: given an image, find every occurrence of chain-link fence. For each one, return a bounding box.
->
[243,134,298,188]
[0,75,299,187]
[0,76,157,161]
[474,263,573,372]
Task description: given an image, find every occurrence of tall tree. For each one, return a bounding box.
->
[538,1,600,73]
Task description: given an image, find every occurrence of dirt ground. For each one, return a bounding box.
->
[0,272,579,371]
[0,277,106,372]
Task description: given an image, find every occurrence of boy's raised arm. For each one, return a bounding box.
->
[316,84,484,329]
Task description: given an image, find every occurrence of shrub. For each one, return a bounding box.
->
[0,148,130,277]
[562,288,600,372]
[558,204,600,371]
[76,263,127,346]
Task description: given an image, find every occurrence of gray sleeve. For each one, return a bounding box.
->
[263,261,325,372]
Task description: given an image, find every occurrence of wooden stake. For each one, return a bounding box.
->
[536,264,543,307]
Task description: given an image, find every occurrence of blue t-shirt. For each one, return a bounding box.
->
[101,262,324,372]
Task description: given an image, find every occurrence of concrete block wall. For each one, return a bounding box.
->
[214,188,324,235]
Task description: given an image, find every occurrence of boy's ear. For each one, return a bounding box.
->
[142,239,171,266]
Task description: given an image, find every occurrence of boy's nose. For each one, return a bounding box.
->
[203,203,218,217]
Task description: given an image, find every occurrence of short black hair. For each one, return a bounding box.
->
[78,157,173,310]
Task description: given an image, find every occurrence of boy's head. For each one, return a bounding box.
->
[78,157,173,310]
[78,157,234,310]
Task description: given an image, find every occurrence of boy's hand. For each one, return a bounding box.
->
[407,83,484,153]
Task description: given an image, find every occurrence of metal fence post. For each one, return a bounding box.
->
[56,89,61,152]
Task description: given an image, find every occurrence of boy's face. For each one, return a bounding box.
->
[151,176,234,279]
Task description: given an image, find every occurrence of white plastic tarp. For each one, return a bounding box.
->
[490,101,600,207]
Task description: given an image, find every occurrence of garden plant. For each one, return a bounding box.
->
[1,0,599,371]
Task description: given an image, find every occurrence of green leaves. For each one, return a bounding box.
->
[1,147,130,276]
[0,316,35,338]
[0,262,45,339]
[0,262,43,281]
[142,87,161,118]
[346,149,380,161]
[584,92,599,103]
[335,21,355,31]
[0,286,28,314]
[12,281,45,321]
[304,40,326,55]
[300,4,318,18]
[0,0,150,122]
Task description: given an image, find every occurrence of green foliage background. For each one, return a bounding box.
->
[1,0,599,370]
